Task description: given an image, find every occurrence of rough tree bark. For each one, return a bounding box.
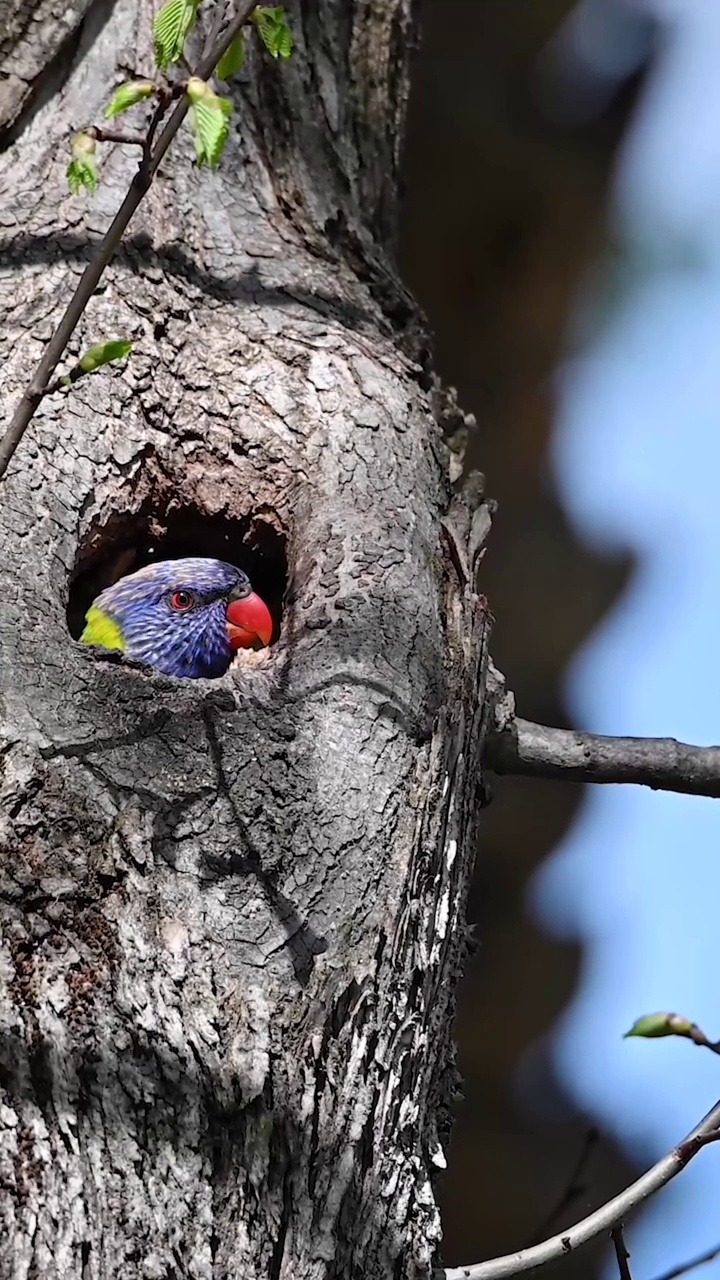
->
[0,2,492,1277]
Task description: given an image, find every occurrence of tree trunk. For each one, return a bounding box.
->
[0,2,492,1276]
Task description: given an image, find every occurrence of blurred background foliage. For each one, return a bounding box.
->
[402,4,720,1278]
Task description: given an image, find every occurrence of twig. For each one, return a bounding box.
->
[0,0,260,483]
[612,1226,633,1280]
[651,1241,720,1280]
[682,1026,720,1056]
[88,127,147,148]
[485,718,720,799]
[141,83,182,163]
[45,368,88,396]
[523,1127,599,1247]
[440,1101,720,1280]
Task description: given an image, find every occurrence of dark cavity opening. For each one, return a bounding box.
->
[67,503,288,655]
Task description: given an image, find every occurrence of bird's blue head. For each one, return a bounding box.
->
[81,556,273,679]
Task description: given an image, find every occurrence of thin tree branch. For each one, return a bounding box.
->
[0,0,259,483]
[88,127,148,148]
[45,365,96,397]
[441,1100,720,1280]
[651,1241,720,1280]
[141,83,186,162]
[485,718,720,799]
[612,1226,633,1280]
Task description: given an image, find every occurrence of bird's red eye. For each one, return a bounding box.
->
[170,590,194,611]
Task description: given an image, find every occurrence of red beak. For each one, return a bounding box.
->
[226,591,273,650]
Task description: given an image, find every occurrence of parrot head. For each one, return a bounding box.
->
[80,556,273,679]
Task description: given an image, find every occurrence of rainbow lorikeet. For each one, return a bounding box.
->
[80,557,273,678]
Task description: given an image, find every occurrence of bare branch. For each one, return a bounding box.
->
[88,127,147,148]
[651,1241,720,1280]
[612,1227,633,1280]
[141,84,181,162]
[441,1100,720,1280]
[485,718,720,799]
[0,0,259,483]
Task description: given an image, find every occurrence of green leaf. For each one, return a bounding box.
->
[186,82,232,168]
[67,159,97,195]
[78,339,133,373]
[67,132,98,195]
[624,1012,695,1041]
[252,6,293,58]
[104,80,155,118]
[153,0,200,68]
[216,30,245,79]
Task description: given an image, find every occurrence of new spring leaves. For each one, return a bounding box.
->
[67,1,293,192]
[64,339,133,386]
[59,1,292,396]
[625,1012,720,1055]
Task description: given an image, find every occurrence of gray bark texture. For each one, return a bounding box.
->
[0,2,492,1277]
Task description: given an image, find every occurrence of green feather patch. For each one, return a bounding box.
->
[80,604,126,653]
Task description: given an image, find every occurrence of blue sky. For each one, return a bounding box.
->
[529,3,720,1276]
